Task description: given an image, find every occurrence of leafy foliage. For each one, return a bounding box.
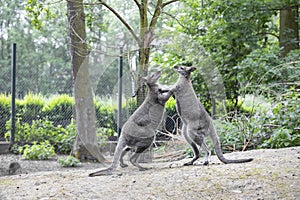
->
[216,88,300,151]
[43,94,74,127]
[0,94,11,139]
[19,141,56,160]
[58,156,81,167]
[5,118,76,154]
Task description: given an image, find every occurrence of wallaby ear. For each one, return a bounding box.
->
[141,76,147,82]
[147,71,161,85]
[188,66,196,72]
[150,70,161,81]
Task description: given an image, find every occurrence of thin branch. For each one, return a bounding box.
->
[133,0,141,11]
[149,0,179,30]
[162,11,191,30]
[161,0,179,8]
[98,0,140,45]
[149,0,162,30]
[256,32,280,40]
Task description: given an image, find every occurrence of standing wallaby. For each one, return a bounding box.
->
[89,71,172,176]
[171,65,253,165]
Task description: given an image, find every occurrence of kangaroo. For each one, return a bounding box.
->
[89,71,172,176]
[171,65,253,165]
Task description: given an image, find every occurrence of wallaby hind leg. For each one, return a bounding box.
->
[191,132,211,165]
[182,125,200,166]
[202,141,211,165]
[130,145,151,171]
[89,136,127,177]
[120,147,131,168]
[184,142,200,166]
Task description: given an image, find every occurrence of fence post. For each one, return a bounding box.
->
[11,43,16,145]
[117,47,123,138]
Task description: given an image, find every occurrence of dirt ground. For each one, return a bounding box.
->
[0,146,300,200]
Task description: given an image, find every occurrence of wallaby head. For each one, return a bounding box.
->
[142,70,161,86]
[142,71,164,96]
[174,65,196,79]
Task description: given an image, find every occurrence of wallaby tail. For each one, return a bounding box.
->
[89,135,126,177]
[209,122,253,164]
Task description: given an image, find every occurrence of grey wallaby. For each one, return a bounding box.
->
[171,65,253,165]
[89,71,172,176]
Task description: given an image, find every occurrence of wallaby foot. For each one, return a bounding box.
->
[119,146,131,168]
[89,168,113,177]
[120,163,128,168]
[138,166,150,171]
[203,161,209,166]
[183,161,194,166]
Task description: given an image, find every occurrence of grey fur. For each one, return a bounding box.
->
[8,162,21,175]
[171,65,253,165]
[89,71,172,176]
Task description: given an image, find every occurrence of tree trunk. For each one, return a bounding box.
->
[67,0,105,162]
[279,5,299,58]
[99,0,178,106]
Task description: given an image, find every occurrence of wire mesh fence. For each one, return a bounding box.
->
[0,47,178,144]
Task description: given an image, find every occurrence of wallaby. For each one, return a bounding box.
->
[89,71,172,176]
[171,65,253,165]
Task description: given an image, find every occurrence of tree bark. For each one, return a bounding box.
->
[279,5,299,58]
[67,0,105,162]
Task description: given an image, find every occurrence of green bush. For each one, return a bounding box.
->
[19,141,56,160]
[216,89,300,151]
[260,89,300,148]
[58,156,81,167]
[5,118,76,154]
[165,97,176,116]
[261,128,300,149]
[0,94,11,139]
[43,94,74,127]
[18,93,45,124]
[95,100,117,132]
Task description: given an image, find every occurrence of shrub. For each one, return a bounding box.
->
[43,94,74,127]
[5,118,76,154]
[260,89,300,148]
[261,128,300,149]
[19,141,56,160]
[58,156,81,167]
[0,94,11,139]
[18,93,45,124]
[96,127,116,145]
[95,100,117,132]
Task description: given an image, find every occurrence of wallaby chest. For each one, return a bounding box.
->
[173,80,202,121]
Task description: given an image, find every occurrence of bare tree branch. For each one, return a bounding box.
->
[161,0,179,8]
[133,0,141,11]
[98,0,141,45]
[149,0,162,30]
[149,0,179,30]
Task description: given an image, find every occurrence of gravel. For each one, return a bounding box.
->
[0,146,300,200]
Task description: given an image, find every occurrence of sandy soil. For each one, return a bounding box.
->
[0,146,300,200]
